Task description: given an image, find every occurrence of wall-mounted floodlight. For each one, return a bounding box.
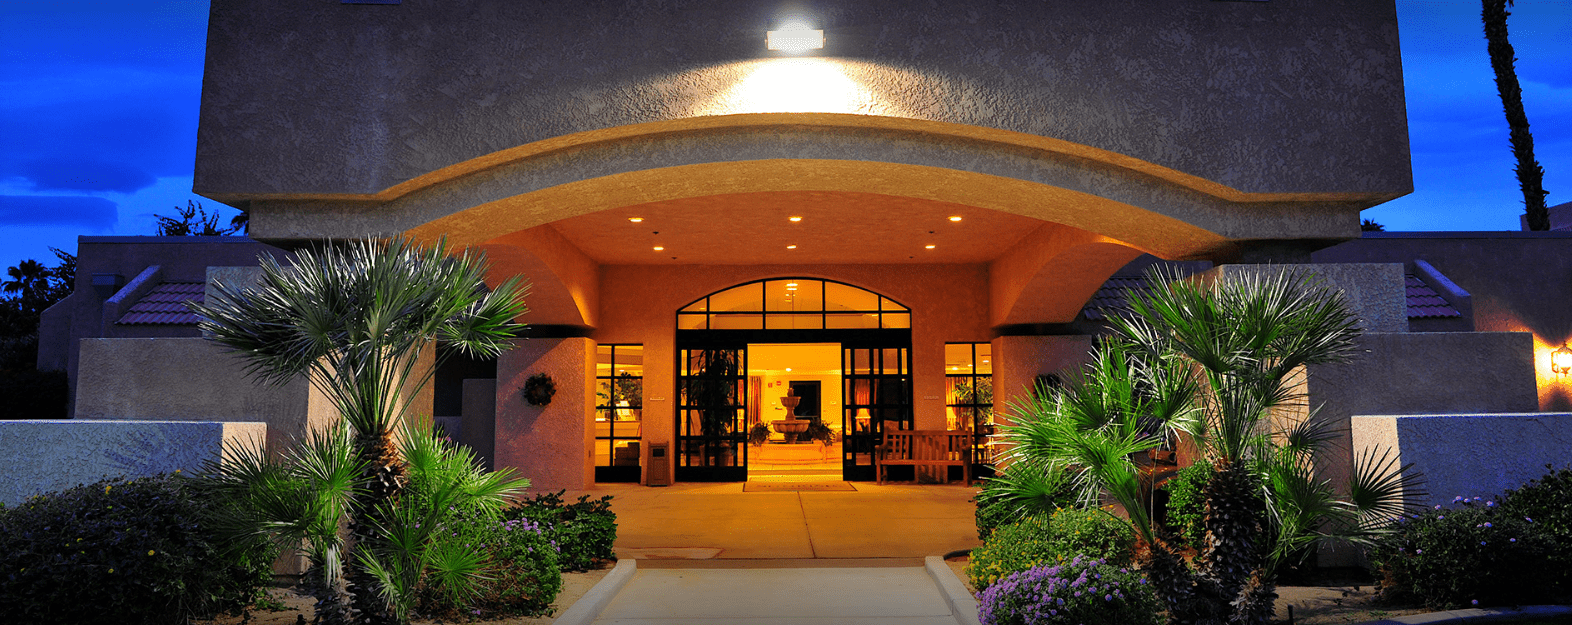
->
[767,21,824,53]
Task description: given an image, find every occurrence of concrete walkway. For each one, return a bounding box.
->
[572,482,982,560]
[552,481,985,624]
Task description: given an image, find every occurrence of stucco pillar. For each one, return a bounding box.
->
[495,338,595,491]
[990,335,1095,424]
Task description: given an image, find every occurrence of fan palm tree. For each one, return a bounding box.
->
[999,267,1418,625]
[3,259,51,305]
[189,236,530,625]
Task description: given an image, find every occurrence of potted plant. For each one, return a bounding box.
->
[748,422,771,447]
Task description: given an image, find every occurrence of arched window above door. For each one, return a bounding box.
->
[678,279,909,330]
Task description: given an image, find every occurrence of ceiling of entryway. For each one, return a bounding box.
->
[546,190,1048,265]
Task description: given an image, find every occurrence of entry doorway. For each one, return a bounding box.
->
[746,343,842,482]
[673,278,914,483]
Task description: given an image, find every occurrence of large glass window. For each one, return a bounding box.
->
[594,345,643,483]
[945,343,994,473]
[678,279,908,330]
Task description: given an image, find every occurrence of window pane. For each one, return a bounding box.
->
[880,312,910,328]
[825,312,878,329]
[709,282,763,312]
[680,298,708,313]
[765,280,803,312]
[825,282,878,311]
[594,439,612,467]
[880,296,907,312]
[677,313,707,330]
[611,440,641,467]
[596,345,614,377]
[945,344,972,371]
[595,380,613,408]
[791,314,824,330]
[976,344,992,375]
[711,314,763,329]
[882,349,904,374]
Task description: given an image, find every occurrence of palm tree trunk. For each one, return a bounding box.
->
[1197,459,1268,622]
[1483,0,1550,230]
[348,428,407,625]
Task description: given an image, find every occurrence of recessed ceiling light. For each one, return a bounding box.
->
[653,246,664,251]
[786,282,798,287]
[767,21,824,53]
[785,367,793,372]
[948,216,962,222]
[628,217,644,223]
[925,244,936,249]
[788,216,803,222]
[786,244,797,249]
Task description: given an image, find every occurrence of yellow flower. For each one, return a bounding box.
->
[148,550,156,556]
[104,485,111,494]
[108,568,114,574]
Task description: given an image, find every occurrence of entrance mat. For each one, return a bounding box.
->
[743,481,856,492]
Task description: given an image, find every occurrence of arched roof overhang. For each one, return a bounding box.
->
[239,113,1377,329]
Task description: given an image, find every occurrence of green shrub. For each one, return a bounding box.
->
[967,507,1136,591]
[507,490,617,572]
[973,463,1076,540]
[0,474,277,625]
[1162,460,1212,550]
[429,515,562,619]
[978,555,1163,625]
[1370,497,1557,608]
[1501,464,1572,595]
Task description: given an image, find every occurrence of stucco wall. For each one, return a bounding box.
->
[1316,233,1572,410]
[495,338,596,491]
[197,0,1408,199]
[1351,413,1572,509]
[73,338,333,456]
[0,420,265,506]
[990,335,1096,422]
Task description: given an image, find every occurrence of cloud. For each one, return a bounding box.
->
[0,195,118,229]
[19,158,157,193]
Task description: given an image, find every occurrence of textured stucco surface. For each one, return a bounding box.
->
[990,335,1096,421]
[1351,413,1572,508]
[0,420,265,506]
[197,0,1409,198]
[1199,263,1407,333]
[1317,233,1572,410]
[495,338,596,491]
[74,338,332,456]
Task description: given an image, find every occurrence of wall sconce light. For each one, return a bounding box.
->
[1552,343,1572,375]
[767,20,824,53]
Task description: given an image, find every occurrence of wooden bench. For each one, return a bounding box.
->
[875,429,972,486]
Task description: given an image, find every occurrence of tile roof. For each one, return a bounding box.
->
[116,282,205,325]
[1082,273,1461,321]
[1405,274,1461,319]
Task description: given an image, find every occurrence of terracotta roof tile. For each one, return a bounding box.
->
[117,282,205,325]
[1082,273,1462,321]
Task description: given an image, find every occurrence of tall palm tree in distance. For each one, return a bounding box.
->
[1482,0,1550,230]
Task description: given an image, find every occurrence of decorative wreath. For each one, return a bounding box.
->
[522,373,557,406]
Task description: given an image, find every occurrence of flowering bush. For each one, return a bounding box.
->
[1369,496,1557,608]
[443,515,562,619]
[0,474,276,625]
[978,555,1163,625]
[967,507,1135,591]
[1500,465,1572,596]
[505,490,617,572]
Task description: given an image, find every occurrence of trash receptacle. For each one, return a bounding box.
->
[646,442,670,487]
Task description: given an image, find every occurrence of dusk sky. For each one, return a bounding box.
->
[1,1,1569,270]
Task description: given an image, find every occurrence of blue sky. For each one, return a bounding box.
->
[1,1,1568,270]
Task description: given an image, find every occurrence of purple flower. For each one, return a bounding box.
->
[1486,501,1495,507]
[1481,541,1487,545]
[1472,600,1479,606]
[1105,594,1113,601]
[1438,515,1445,520]
[1416,549,1423,554]
[1484,522,1493,528]
[1526,517,1534,523]
[1510,538,1517,543]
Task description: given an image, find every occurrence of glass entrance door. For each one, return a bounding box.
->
[676,346,748,481]
[841,346,912,482]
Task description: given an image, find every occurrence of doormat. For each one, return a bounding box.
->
[743,481,856,492]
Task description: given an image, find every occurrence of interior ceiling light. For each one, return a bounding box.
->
[786,244,798,249]
[925,244,936,249]
[628,217,644,223]
[785,282,798,287]
[652,246,665,251]
[766,21,824,53]
[948,216,962,222]
[788,216,803,222]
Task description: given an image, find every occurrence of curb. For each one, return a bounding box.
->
[552,559,637,625]
[925,555,982,625]
[1353,604,1572,625]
